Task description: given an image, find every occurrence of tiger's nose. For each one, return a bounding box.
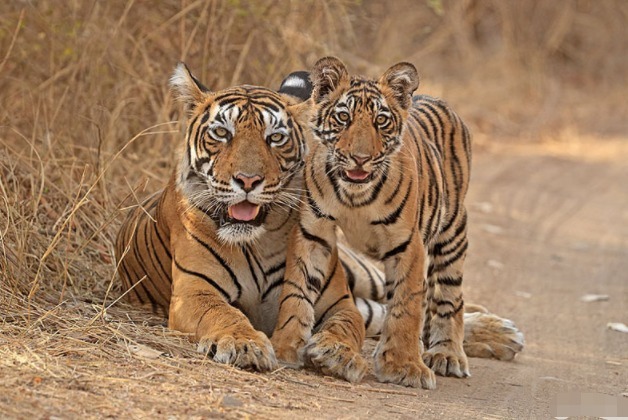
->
[351,154,371,166]
[234,173,264,192]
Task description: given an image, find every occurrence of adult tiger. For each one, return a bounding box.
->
[272,56,484,389]
[115,63,386,374]
[115,63,523,380]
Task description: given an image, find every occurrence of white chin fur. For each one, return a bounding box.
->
[217,224,266,245]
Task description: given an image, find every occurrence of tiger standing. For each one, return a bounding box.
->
[271,57,473,389]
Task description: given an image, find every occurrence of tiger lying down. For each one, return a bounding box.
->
[115,62,524,388]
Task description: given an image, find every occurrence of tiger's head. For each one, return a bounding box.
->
[170,63,309,244]
[309,56,418,188]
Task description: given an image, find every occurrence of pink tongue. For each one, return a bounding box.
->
[346,169,370,180]
[229,201,260,221]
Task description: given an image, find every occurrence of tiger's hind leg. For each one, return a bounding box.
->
[423,211,470,378]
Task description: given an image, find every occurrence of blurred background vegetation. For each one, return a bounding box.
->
[0,0,626,301]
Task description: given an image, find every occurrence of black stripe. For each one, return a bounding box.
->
[313,294,350,330]
[299,223,331,253]
[340,260,356,292]
[436,300,464,319]
[315,261,338,304]
[275,314,310,331]
[185,227,242,299]
[436,276,462,286]
[363,298,374,330]
[264,261,286,277]
[307,188,335,220]
[342,247,378,300]
[382,229,414,260]
[243,247,262,295]
[280,292,314,307]
[173,259,232,302]
[371,177,412,225]
[262,278,283,301]
[432,240,468,273]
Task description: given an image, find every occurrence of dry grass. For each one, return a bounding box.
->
[1,0,626,417]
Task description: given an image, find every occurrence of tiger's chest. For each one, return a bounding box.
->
[232,243,287,336]
[331,203,413,261]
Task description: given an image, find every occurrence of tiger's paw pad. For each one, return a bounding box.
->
[463,312,525,361]
[374,351,436,389]
[304,331,367,383]
[423,345,470,378]
[198,330,277,372]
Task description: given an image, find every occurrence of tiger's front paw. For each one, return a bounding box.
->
[374,345,436,389]
[304,330,367,383]
[270,332,308,368]
[423,343,470,378]
[198,329,277,372]
[463,311,525,361]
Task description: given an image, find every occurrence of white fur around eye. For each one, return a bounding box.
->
[268,133,289,147]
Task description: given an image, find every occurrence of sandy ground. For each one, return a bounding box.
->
[2,139,627,419]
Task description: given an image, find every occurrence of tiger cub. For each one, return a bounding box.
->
[272,57,473,389]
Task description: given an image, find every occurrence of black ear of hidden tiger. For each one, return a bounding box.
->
[278,71,313,102]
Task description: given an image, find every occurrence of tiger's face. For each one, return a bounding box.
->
[310,57,419,189]
[171,63,308,244]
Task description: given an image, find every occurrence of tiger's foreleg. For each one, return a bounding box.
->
[270,214,337,365]
[271,212,367,383]
[169,259,277,371]
[374,236,436,389]
[304,255,367,383]
[423,211,470,377]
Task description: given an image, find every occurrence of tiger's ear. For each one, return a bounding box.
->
[169,62,210,109]
[310,56,349,103]
[378,62,419,109]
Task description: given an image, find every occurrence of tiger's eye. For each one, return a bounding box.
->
[214,127,228,137]
[376,115,388,125]
[270,133,284,143]
[337,111,350,122]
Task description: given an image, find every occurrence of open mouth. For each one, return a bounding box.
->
[342,168,373,183]
[224,201,266,226]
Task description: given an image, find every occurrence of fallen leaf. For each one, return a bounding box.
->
[580,294,610,303]
[487,259,504,269]
[607,322,628,333]
[481,224,503,234]
[221,395,244,408]
[539,376,566,382]
[127,343,164,359]
[472,202,493,213]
